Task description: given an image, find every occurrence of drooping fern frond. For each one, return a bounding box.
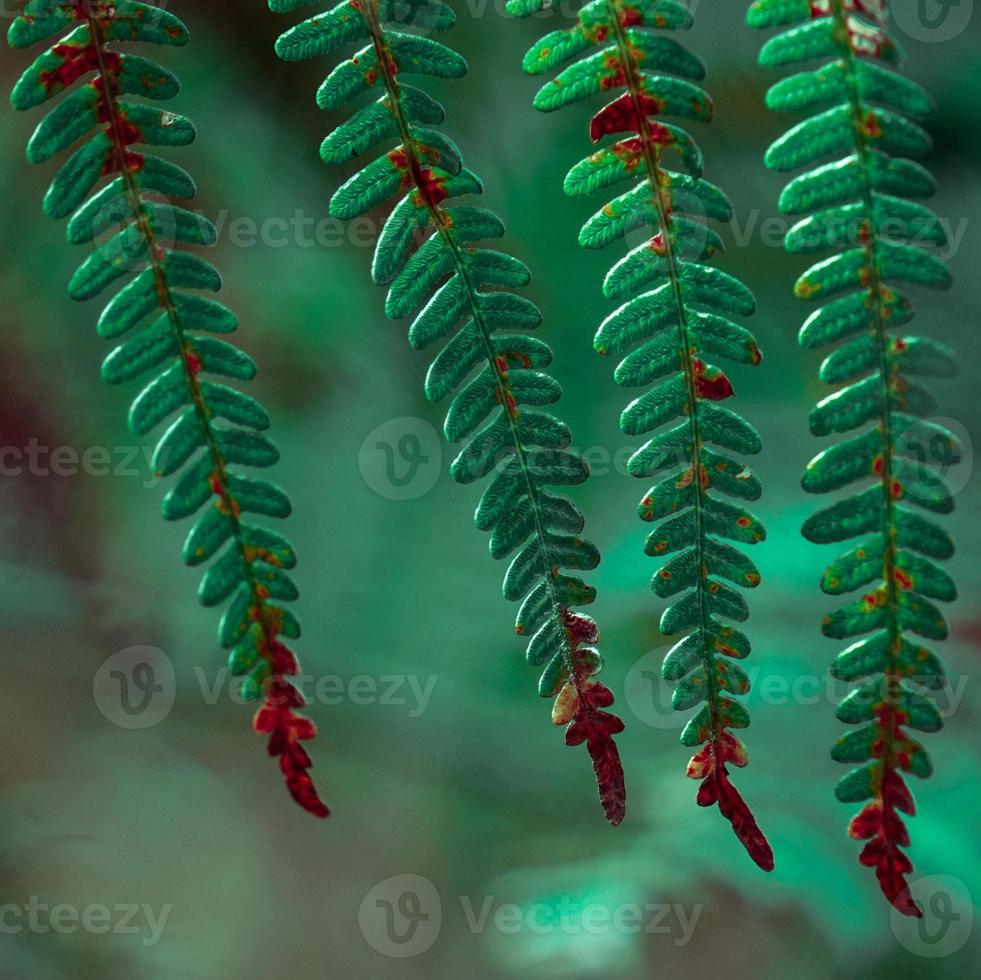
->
[748,0,959,915]
[9,0,328,817]
[510,0,773,867]
[268,0,626,824]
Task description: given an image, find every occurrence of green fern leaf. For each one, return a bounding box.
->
[8,0,328,818]
[750,0,961,917]
[269,0,626,824]
[513,0,773,868]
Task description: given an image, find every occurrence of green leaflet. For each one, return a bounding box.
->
[785,194,947,255]
[317,33,467,111]
[9,1,190,52]
[766,106,932,172]
[753,0,958,913]
[273,0,625,824]
[765,58,933,119]
[778,150,934,215]
[579,173,732,249]
[532,31,705,112]
[10,0,327,816]
[759,15,899,69]
[319,85,444,163]
[515,0,771,867]
[565,127,705,197]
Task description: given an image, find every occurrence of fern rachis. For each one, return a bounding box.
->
[749,0,959,914]
[8,0,328,817]
[512,0,774,867]
[270,0,626,823]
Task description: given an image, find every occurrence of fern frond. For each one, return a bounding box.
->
[8,0,328,817]
[269,0,626,824]
[749,0,959,915]
[512,0,772,867]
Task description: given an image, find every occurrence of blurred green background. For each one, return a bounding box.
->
[1,2,979,978]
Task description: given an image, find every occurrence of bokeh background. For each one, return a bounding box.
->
[1,1,979,977]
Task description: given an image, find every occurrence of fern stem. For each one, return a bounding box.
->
[361,0,586,695]
[85,10,281,660]
[828,0,903,840]
[603,0,721,741]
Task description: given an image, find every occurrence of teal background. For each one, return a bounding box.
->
[0,2,978,977]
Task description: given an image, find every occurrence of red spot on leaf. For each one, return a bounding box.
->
[620,5,642,27]
[692,360,733,401]
[862,110,883,139]
[589,92,664,142]
[39,41,101,94]
[647,122,675,147]
[415,166,448,207]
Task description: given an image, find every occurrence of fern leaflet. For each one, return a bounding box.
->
[269,0,626,823]
[512,0,773,868]
[749,0,959,914]
[8,0,328,817]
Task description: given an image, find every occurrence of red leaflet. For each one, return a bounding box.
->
[553,611,626,825]
[564,679,627,826]
[690,735,774,872]
[255,654,329,819]
[848,771,922,917]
